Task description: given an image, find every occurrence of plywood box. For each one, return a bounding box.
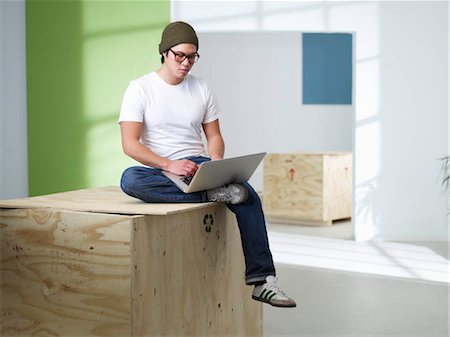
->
[263,152,352,226]
[0,187,262,337]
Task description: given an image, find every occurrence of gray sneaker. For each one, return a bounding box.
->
[252,276,297,308]
[206,183,248,204]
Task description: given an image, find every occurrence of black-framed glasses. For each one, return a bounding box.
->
[169,49,200,64]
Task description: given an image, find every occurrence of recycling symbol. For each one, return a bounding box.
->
[203,214,214,233]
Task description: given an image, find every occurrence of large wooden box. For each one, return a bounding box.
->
[263,152,352,226]
[0,187,262,336]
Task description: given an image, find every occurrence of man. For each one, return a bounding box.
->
[119,21,296,308]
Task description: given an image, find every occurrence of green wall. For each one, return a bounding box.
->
[26,0,170,196]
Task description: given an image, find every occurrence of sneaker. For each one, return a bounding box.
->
[252,276,297,308]
[206,183,248,205]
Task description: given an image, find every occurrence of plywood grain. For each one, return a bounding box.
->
[0,208,132,336]
[264,153,324,221]
[132,205,263,337]
[263,152,352,225]
[1,190,262,336]
[323,153,352,221]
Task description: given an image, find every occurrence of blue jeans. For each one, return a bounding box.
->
[120,156,276,284]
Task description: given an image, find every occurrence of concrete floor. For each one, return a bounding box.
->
[264,221,449,337]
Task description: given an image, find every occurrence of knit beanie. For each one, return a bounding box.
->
[158,21,199,54]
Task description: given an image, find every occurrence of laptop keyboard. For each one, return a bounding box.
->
[181,175,193,185]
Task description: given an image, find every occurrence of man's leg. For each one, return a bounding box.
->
[120,166,207,203]
[226,183,275,283]
[226,183,296,307]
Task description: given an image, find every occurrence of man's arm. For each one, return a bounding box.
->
[202,119,225,160]
[120,121,198,176]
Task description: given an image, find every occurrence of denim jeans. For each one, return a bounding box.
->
[120,156,276,284]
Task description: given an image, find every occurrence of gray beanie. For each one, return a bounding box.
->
[158,21,199,54]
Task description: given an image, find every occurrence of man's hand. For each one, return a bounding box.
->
[167,159,198,176]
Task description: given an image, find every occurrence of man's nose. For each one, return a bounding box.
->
[181,57,191,66]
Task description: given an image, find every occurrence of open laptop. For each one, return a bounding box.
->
[162,152,266,193]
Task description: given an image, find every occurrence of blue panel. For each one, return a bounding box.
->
[302,33,352,105]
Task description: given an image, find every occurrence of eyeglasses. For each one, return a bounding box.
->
[169,49,200,64]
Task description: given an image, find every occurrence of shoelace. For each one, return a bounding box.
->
[265,278,287,296]
[210,186,233,201]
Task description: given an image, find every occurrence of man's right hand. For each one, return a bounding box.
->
[167,159,198,177]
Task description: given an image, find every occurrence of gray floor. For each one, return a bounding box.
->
[264,221,449,337]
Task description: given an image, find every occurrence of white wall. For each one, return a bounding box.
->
[356,1,447,241]
[0,0,28,199]
[172,1,448,241]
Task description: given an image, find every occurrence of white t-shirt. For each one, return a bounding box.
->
[119,72,219,160]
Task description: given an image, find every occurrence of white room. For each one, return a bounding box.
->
[1,1,448,336]
[171,1,449,335]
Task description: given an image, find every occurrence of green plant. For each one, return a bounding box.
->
[441,156,450,189]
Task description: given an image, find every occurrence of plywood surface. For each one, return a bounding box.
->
[264,153,324,221]
[0,186,214,216]
[132,206,263,337]
[264,152,352,224]
[0,208,133,336]
[1,200,262,336]
[323,153,352,220]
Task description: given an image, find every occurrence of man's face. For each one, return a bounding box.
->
[164,43,198,82]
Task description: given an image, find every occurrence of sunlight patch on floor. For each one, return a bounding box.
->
[269,231,449,284]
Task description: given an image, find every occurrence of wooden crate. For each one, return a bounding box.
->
[263,152,352,226]
[0,187,262,337]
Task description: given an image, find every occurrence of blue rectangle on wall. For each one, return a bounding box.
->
[302,33,352,105]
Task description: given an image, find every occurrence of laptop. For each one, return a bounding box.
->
[162,152,266,193]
